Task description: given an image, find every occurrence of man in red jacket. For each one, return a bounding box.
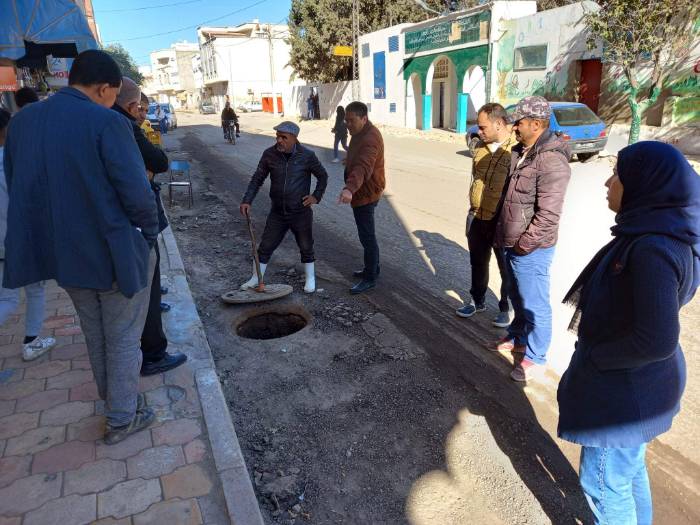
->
[338,101,386,294]
[493,96,571,382]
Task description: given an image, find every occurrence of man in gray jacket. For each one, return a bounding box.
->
[492,96,571,382]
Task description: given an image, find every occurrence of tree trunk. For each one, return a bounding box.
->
[626,86,661,145]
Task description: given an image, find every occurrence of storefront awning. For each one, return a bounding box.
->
[0,0,98,61]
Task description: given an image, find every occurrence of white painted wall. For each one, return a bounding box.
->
[358,24,413,127]
[283,81,353,120]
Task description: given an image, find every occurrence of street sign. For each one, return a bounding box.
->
[333,46,353,57]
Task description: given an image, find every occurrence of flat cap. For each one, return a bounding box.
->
[273,121,300,136]
[510,95,552,123]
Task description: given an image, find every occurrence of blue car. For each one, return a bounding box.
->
[466,102,608,162]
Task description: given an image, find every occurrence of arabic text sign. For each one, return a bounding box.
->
[405,11,489,54]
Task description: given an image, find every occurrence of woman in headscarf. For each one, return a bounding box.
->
[558,141,700,524]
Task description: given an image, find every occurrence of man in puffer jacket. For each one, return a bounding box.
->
[239,121,328,293]
[493,96,571,382]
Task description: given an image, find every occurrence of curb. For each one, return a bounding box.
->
[160,226,265,525]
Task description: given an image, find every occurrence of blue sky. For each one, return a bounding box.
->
[93,0,292,66]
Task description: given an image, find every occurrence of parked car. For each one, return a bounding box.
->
[147,103,178,131]
[199,101,215,114]
[466,102,607,162]
[237,101,262,113]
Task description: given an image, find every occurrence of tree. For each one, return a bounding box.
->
[288,0,445,83]
[103,44,144,85]
[584,0,700,144]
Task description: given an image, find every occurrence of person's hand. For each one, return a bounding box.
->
[513,242,527,255]
[146,169,154,181]
[240,203,251,217]
[302,195,318,207]
[466,210,475,236]
[337,189,353,204]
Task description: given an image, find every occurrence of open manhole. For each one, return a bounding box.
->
[235,306,311,340]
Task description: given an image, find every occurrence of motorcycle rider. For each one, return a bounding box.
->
[221,102,240,139]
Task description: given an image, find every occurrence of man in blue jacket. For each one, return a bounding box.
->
[2,50,159,445]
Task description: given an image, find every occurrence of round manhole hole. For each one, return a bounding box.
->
[235,306,311,340]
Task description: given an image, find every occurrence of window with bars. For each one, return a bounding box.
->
[433,58,449,79]
[389,103,396,113]
[361,43,370,58]
[388,36,399,52]
[514,45,548,71]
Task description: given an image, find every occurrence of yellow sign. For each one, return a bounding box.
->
[332,46,353,57]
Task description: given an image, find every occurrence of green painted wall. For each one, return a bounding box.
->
[403,45,489,94]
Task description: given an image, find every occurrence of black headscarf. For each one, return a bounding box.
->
[563,141,700,331]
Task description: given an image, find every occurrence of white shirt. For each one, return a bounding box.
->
[486,141,502,154]
[517,146,533,168]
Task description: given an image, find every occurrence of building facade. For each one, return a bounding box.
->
[149,42,200,109]
[197,20,293,112]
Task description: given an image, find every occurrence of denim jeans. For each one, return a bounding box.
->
[333,134,348,158]
[160,118,168,134]
[257,208,314,264]
[505,246,555,365]
[352,201,380,280]
[467,217,510,312]
[0,261,47,337]
[65,250,156,427]
[580,445,652,525]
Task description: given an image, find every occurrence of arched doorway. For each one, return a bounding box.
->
[463,66,486,123]
[427,56,457,130]
[405,73,422,129]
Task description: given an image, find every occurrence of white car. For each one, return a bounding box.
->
[147,103,178,130]
[237,101,262,113]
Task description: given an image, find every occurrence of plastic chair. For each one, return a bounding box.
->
[168,160,193,208]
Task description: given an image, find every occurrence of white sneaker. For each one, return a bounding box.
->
[331,158,340,163]
[304,262,316,293]
[22,337,56,361]
[240,262,267,290]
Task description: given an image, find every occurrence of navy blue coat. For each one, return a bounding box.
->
[2,87,158,297]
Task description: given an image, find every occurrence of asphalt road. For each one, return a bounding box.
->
[165,111,700,523]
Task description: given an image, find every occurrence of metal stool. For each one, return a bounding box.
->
[168,160,193,208]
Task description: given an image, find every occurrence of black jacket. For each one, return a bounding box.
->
[242,143,328,214]
[112,104,169,232]
[221,107,238,121]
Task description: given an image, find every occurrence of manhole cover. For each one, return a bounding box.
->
[236,308,310,340]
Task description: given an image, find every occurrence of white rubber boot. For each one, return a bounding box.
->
[240,262,267,290]
[304,262,316,293]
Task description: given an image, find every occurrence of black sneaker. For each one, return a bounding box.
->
[350,280,376,294]
[141,352,188,376]
[104,407,155,445]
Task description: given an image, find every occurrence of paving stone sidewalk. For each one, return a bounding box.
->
[0,230,262,525]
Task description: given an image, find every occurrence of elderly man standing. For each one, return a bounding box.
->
[493,96,571,382]
[3,50,159,444]
[240,121,328,293]
[112,77,187,377]
[338,101,386,294]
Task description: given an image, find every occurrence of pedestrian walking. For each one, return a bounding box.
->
[239,121,328,293]
[558,141,700,524]
[492,95,571,382]
[331,105,348,163]
[456,103,514,327]
[0,109,56,361]
[112,77,187,377]
[2,50,159,444]
[338,101,385,295]
[306,93,314,120]
[155,103,167,134]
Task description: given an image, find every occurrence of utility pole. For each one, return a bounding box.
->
[352,0,360,100]
[266,24,279,117]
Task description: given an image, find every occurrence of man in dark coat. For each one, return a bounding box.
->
[3,50,157,444]
[239,121,328,293]
[112,77,187,376]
